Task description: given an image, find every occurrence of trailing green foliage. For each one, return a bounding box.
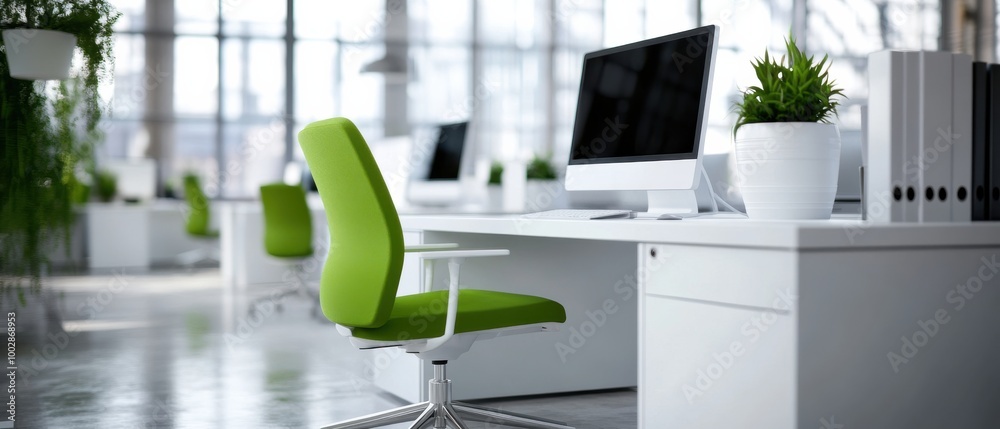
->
[734,33,844,134]
[0,0,119,297]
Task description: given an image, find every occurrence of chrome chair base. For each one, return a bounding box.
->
[247,264,322,319]
[321,362,574,429]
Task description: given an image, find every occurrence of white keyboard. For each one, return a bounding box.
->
[522,209,633,220]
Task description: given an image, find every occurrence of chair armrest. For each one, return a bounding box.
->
[406,249,509,353]
[408,249,509,259]
[335,324,353,337]
[404,243,459,252]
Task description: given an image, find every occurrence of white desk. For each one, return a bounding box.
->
[396,213,1000,428]
[71,200,225,271]
[86,203,151,271]
[219,199,328,287]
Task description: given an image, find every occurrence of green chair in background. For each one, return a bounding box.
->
[177,174,220,267]
[249,182,320,318]
[300,117,573,429]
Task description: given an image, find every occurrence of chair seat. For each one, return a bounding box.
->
[188,230,219,238]
[265,253,314,264]
[266,248,314,259]
[350,289,567,341]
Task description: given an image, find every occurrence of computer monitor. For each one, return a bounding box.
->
[406,121,470,206]
[105,158,156,202]
[564,25,719,216]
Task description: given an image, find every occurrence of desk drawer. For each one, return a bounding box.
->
[640,243,797,311]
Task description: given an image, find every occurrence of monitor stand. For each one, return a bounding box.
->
[633,170,715,219]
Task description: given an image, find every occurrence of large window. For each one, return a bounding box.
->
[99,0,973,198]
[105,0,388,198]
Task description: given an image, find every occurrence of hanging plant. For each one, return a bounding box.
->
[0,0,119,302]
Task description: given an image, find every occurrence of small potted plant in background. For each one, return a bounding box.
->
[488,161,503,186]
[486,161,504,210]
[733,33,844,220]
[486,155,566,211]
[524,154,565,211]
[163,179,177,199]
[93,169,117,202]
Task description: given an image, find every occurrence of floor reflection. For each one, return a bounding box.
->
[13,269,634,428]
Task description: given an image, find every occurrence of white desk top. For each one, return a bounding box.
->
[399,213,1000,250]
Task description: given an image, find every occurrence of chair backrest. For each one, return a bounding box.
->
[259,183,313,258]
[297,117,404,328]
[183,174,211,236]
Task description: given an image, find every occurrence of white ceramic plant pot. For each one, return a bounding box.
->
[2,29,76,80]
[734,122,841,220]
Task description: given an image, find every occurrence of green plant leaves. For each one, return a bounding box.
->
[734,33,844,135]
[0,0,120,297]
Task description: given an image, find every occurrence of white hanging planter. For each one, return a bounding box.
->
[2,29,76,80]
[734,122,841,220]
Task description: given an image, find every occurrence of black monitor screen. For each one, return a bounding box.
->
[427,122,468,180]
[569,26,714,165]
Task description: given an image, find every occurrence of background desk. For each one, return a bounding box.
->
[66,200,222,272]
[219,199,328,287]
[397,214,1000,428]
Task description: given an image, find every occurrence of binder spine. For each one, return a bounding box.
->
[972,62,990,220]
[992,65,1000,220]
[866,51,907,223]
[950,54,973,222]
[903,52,922,221]
[914,51,953,222]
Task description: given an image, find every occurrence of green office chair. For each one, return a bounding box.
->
[300,117,573,429]
[249,183,321,318]
[177,174,220,267]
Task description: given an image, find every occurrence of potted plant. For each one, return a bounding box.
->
[93,168,116,202]
[487,155,567,212]
[733,33,844,220]
[0,0,119,297]
[1,0,117,80]
[524,154,564,211]
[485,161,504,210]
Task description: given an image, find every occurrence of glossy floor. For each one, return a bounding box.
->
[10,269,635,428]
